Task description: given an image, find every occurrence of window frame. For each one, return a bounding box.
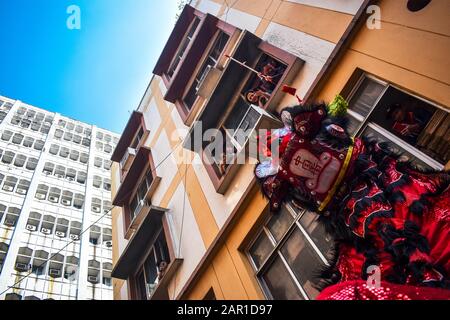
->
[344,72,448,170]
[246,203,332,300]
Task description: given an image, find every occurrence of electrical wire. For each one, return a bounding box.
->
[0,135,186,297]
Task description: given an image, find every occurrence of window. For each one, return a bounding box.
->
[3,176,18,192]
[130,128,144,149]
[48,253,64,278]
[41,215,55,235]
[66,122,75,131]
[49,144,60,155]
[55,165,65,178]
[103,200,112,214]
[64,131,73,141]
[104,144,112,154]
[128,168,153,221]
[0,204,6,223]
[77,171,87,185]
[167,17,201,78]
[103,178,111,191]
[88,260,100,284]
[61,191,73,206]
[4,207,21,227]
[12,133,24,145]
[69,221,82,241]
[48,187,61,203]
[59,147,69,158]
[32,250,48,276]
[82,137,91,147]
[93,176,102,188]
[33,139,45,151]
[26,157,38,171]
[133,229,171,300]
[0,242,9,273]
[2,151,15,164]
[14,154,26,168]
[54,129,63,139]
[26,211,41,232]
[80,153,89,164]
[103,228,112,246]
[15,247,32,272]
[345,74,449,170]
[16,179,30,195]
[183,31,230,110]
[66,168,76,182]
[91,198,102,214]
[75,125,83,134]
[94,157,102,168]
[70,150,80,161]
[96,141,103,152]
[89,226,101,245]
[104,160,112,170]
[55,218,69,238]
[103,263,113,286]
[43,162,55,175]
[247,204,333,300]
[35,184,49,200]
[73,134,81,144]
[23,136,34,148]
[65,256,79,281]
[74,193,84,209]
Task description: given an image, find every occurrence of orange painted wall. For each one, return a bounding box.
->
[317,0,450,108]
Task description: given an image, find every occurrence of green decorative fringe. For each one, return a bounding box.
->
[327,94,348,117]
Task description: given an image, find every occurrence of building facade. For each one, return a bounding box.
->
[0,96,119,300]
[111,0,449,300]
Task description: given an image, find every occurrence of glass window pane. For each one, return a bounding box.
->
[249,231,274,269]
[280,227,324,299]
[262,256,304,300]
[299,211,334,261]
[349,77,385,117]
[266,207,294,243]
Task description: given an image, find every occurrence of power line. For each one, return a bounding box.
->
[0,136,186,298]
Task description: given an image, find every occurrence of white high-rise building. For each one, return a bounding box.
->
[0,96,119,300]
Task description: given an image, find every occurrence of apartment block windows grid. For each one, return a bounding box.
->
[0,97,119,300]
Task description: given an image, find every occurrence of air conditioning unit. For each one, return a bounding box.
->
[16,188,27,195]
[92,206,101,213]
[48,196,58,203]
[55,231,66,238]
[15,263,30,272]
[61,199,71,206]
[26,224,37,231]
[55,174,64,179]
[35,193,46,200]
[3,185,14,192]
[88,276,98,283]
[43,170,51,175]
[41,228,51,235]
[70,234,79,241]
[49,269,61,277]
[67,177,75,182]
[105,241,113,248]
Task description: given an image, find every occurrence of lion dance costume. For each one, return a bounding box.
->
[255,97,450,300]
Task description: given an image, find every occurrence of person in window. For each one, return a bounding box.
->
[245,59,285,107]
[386,102,424,144]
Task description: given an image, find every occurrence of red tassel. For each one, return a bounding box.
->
[282,85,302,103]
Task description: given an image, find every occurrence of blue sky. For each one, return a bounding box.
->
[0,0,180,134]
